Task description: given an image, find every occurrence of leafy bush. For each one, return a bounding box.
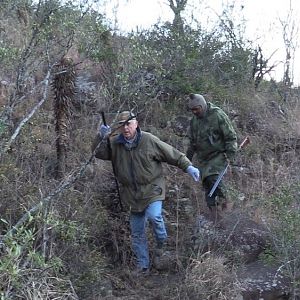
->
[0,46,20,63]
[0,221,77,299]
[262,183,300,296]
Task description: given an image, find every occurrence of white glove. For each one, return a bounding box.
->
[186,165,200,182]
[99,125,111,138]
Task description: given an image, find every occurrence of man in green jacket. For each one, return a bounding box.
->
[186,94,238,215]
[92,111,200,275]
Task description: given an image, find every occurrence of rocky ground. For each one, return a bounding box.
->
[91,182,292,300]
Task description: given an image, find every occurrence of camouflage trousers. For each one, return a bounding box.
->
[203,175,227,208]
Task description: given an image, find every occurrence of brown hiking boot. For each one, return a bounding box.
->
[154,240,164,255]
[215,196,227,210]
[209,206,221,223]
[153,242,173,271]
[153,242,164,263]
[131,267,150,277]
[221,201,227,211]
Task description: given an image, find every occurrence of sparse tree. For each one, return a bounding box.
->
[279,1,299,100]
[168,0,187,32]
[52,57,76,179]
[252,46,277,89]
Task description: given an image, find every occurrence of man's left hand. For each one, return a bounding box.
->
[186,165,201,182]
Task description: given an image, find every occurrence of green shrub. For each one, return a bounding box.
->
[262,183,300,296]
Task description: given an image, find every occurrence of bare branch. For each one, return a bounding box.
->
[3,137,106,239]
[1,66,53,157]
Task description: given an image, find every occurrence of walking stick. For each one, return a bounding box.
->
[101,111,123,211]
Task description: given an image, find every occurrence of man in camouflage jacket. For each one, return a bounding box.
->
[186,94,238,211]
[92,111,200,274]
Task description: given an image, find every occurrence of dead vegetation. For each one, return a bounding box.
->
[0,1,300,299]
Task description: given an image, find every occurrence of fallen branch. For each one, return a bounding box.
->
[1,68,53,157]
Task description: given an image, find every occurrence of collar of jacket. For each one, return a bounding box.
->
[115,127,142,150]
[196,102,212,119]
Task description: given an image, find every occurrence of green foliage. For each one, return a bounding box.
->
[0,119,7,136]
[116,20,254,118]
[259,245,277,265]
[47,215,89,245]
[0,225,36,294]
[31,0,80,45]
[0,46,20,64]
[262,183,300,292]
[0,212,87,298]
[76,11,112,62]
[266,184,300,230]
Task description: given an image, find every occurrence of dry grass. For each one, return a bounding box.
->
[17,275,79,300]
[0,3,300,298]
[183,254,241,300]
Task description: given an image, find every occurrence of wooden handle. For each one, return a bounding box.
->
[239,136,250,149]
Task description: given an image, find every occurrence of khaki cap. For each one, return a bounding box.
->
[117,111,136,124]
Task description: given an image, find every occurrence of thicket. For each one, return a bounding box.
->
[0,0,299,299]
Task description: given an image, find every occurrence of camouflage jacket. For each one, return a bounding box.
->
[186,102,237,179]
[92,128,192,213]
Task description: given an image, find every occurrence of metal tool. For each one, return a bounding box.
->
[208,163,229,198]
[208,136,250,198]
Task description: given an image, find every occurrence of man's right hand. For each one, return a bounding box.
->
[99,125,111,138]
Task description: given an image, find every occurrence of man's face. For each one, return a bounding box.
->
[191,106,205,118]
[120,120,138,139]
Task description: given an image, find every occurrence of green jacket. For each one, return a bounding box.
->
[186,102,237,180]
[92,128,192,212]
